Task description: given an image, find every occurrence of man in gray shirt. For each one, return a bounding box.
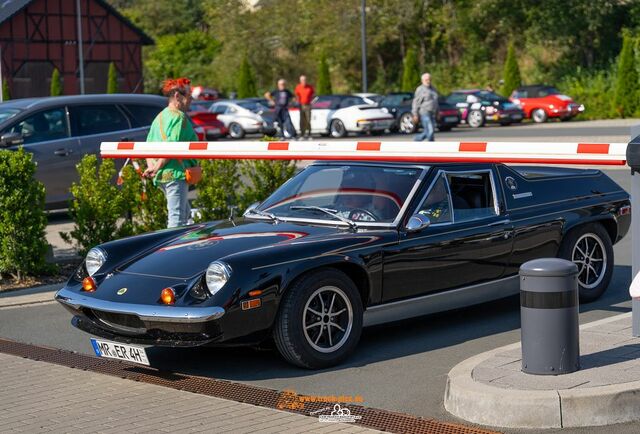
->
[412,73,439,141]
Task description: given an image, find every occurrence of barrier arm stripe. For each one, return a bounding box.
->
[101,141,629,166]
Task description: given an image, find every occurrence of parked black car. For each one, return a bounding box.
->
[445,90,524,128]
[56,160,630,369]
[0,94,166,209]
[377,92,460,134]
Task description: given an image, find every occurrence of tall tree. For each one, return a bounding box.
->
[107,62,119,93]
[236,56,257,98]
[401,48,420,92]
[2,79,10,101]
[613,34,638,118]
[50,68,62,96]
[501,43,521,96]
[316,53,332,95]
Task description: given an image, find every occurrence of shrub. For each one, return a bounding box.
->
[240,160,297,208]
[236,56,257,99]
[0,149,50,281]
[2,79,10,101]
[613,34,638,118]
[193,159,241,221]
[60,155,126,256]
[501,43,521,97]
[401,48,420,92]
[559,68,616,120]
[50,68,62,96]
[119,161,167,233]
[317,53,332,95]
[107,62,118,94]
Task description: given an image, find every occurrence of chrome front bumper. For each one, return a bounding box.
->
[54,287,225,324]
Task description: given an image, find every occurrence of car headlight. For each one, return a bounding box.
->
[85,247,107,277]
[381,107,389,113]
[205,261,231,296]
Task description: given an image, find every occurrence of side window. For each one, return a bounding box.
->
[446,172,497,222]
[69,105,130,136]
[417,174,452,224]
[225,105,237,114]
[211,104,227,115]
[124,104,162,127]
[8,108,68,144]
[446,93,467,105]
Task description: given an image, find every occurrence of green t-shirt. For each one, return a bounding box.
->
[146,107,198,184]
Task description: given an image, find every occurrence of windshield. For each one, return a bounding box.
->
[0,108,21,123]
[257,164,424,224]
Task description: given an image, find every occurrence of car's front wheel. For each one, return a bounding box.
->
[467,110,484,128]
[532,108,548,123]
[329,119,347,138]
[273,269,363,369]
[558,223,614,303]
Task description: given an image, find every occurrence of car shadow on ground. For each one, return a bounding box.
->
[145,265,632,382]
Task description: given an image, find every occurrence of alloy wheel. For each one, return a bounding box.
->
[302,286,353,353]
[571,233,607,289]
[399,113,415,134]
[468,110,483,128]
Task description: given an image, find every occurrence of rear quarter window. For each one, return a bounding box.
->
[69,105,131,136]
[123,104,163,127]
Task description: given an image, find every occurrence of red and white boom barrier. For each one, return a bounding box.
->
[101,140,628,166]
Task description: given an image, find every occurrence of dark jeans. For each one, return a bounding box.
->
[414,113,435,141]
[274,106,296,138]
[299,105,311,137]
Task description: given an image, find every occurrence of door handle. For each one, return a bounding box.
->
[488,219,510,226]
[54,148,72,156]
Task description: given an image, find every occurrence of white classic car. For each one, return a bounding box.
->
[289,95,394,138]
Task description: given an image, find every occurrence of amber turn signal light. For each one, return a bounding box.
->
[82,277,97,292]
[160,287,175,305]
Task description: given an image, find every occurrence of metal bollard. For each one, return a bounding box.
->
[520,258,580,375]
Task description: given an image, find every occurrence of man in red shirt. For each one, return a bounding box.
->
[294,75,315,139]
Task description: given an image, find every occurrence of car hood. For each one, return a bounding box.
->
[118,219,347,279]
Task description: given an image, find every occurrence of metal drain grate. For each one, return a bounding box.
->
[0,338,499,434]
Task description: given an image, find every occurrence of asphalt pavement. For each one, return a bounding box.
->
[6,118,640,433]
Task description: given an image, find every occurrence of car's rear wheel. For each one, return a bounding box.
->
[558,223,614,303]
[467,110,484,128]
[532,108,548,123]
[229,122,245,139]
[329,119,347,138]
[273,269,363,369]
[399,112,417,134]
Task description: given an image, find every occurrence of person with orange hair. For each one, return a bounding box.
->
[143,77,198,228]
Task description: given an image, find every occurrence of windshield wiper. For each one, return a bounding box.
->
[290,206,358,230]
[245,208,279,223]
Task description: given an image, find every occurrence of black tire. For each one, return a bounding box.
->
[273,268,363,369]
[499,121,512,126]
[399,112,417,134]
[531,108,548,123]
[558,223,614,303]
[329,119,347,138]
[560,116,573,122]
[228,122,245,139]
[467,110,484,128]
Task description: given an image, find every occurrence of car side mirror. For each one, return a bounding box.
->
[0,132,23,147]
[405,214,431,233]
[243,202,261,216]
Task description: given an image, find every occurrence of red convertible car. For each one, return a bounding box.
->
[510,85,585,123]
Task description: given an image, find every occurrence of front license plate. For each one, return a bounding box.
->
[90,338,149,366]
[444,116,458,123]
[511,114,522,120]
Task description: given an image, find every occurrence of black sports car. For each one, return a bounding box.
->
[446,89,525,128]
[56,161,630,369]
[378,92,460,134]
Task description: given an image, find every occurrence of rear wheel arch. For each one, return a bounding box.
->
[562,218,617,244]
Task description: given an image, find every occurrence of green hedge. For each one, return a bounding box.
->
[0,149,50,280]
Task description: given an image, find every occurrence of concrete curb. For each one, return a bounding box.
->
[0,283,61,307]
[444,312,640,429]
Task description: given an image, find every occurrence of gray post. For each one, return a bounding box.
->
[520,258,580,375]
[360,0,368,93]
[76,0,85,95]
[631,124,640,336]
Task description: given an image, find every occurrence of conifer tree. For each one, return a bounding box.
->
[236,56,257,98]
[501,43,521,96]
[107,62,118,93]
[50,68,62,96]
[613,34,638,118]
[316,54,332,95]
[401,48,420,92]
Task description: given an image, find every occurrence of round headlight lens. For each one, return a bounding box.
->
[85,247,106,277]
[205,261,231,296]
